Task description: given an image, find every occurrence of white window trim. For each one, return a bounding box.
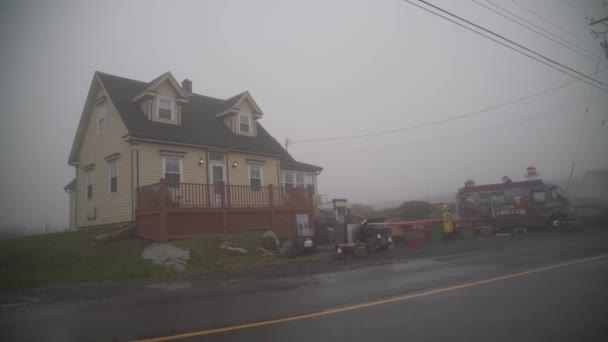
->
[282,170,294,187]
[161,155,183,182]
[108,159,118,193]
[209,160,227,184]
[295,171,305,188]
[96,100,106,135]
[282,170,314,189]
[238,112,252,134]
[157,96,174,121]
[85,170,93,200]
[248,163,264,187]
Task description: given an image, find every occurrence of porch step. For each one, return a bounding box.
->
[352,244,368,257]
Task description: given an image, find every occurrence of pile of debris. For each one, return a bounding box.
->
[141,243,190,272]
[93,224,136,244]
[258,230,295,258]
[220,242,248,256]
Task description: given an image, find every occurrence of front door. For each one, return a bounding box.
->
[210,163,226,206]
[527,188,547,227]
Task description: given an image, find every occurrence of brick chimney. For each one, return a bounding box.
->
[181,79,192,94]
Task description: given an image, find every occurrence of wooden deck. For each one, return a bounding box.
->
[135,179,315,242]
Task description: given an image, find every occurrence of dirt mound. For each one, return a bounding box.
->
[395,201,435,220]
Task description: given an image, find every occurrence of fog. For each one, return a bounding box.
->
[1,0,607,228]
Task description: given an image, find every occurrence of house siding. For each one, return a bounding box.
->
[135,143,280,188]
[139,100,152,120]
[223,116,234,133]
[150,81,181,125]
[231,98,255,136]
[136,143,208,187]
[76,83,132,228]
[226,152,280,187]
[236,98,255,113]
[69,188,77,230]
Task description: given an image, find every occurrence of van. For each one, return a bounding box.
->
[457,179,580,230]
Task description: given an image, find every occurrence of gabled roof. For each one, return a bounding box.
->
[215,91,264,118]
[280,153,323,172]
[68,73,106,165]
[68,71,322,173]
[64,179,76,191]
[132,71,189,102]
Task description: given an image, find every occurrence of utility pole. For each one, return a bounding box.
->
[284,138,291,152]
[589,15,608,58]
[566,161,575,192]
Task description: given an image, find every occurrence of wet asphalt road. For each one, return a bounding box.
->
[2,227,608,342]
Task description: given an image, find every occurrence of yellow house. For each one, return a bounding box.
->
[66,71,322,232]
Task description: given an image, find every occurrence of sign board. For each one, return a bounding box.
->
[296,214,313,237]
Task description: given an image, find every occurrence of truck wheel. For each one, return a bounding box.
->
[546,215,565,232]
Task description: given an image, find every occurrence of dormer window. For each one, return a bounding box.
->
[158,96,173,120]
[239,112,251,134]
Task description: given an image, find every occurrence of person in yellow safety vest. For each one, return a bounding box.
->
[442,204,455,240]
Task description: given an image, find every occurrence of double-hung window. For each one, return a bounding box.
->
[239,112,251,134]
[284,171,294,188]
[108,159,118,193]
[96,100,106,135]
[163,156,182,185]
[249,163,263,191]
[158,96,173,120]
[295,172,305,188]
[85,170,93,200]
[305,173,315,194]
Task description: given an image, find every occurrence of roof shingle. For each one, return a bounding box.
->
[95,72,321,171]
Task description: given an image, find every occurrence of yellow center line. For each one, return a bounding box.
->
[134,254,608,342]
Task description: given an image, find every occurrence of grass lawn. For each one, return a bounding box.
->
[0,229,316,290]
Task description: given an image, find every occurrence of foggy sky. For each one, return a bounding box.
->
[1,0,607,227]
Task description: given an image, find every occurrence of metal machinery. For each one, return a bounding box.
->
[331,199,393,257]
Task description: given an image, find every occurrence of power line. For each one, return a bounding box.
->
[304,112,563,158]
[484,0,603,59]
[399,0,608,93]
[298,95,606,159]
[568,60,601,190]
[411,0,608,88]
[512,0,602,53]
[576,61,600,146]
[306,109,568,160]
[573,110,608,179]
[292,66,608,144]
[291,0,608,145]
[473,0,607,66]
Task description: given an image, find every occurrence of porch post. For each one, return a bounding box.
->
[220,183,226,208]
[159,178,168,243]
[269,184,276,233]
[268,184,274,208]
[307,187,315,219]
